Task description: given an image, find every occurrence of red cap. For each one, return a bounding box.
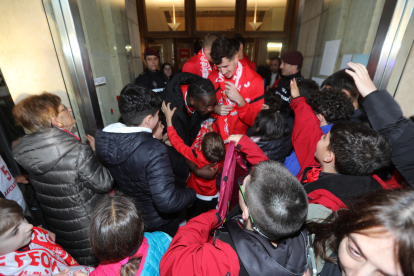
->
[281,50,303,65]
[144,48,160,58]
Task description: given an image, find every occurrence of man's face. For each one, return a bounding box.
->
[152,120,164,140]
[280,61,297,76]
[0,219,33,255]
[58,104,76,130]
[238,175,251,209]
[270,59,280,74]
[145,55,159,72]
[216,56,238,79]
[148,110,159,130]
[315,131,331,164]
[191,94,216,116]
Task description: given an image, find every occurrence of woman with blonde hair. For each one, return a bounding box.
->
[12,92,113,266]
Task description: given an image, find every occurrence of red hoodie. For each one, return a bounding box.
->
[208,59,264,141]
[167,126,223,196]
[182,50,216,78]
[242,53,256,71]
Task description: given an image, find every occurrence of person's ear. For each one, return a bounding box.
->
[204,47,210,55]
[142,114,152,127]
[241,206,250,221]
[51,117,63,128]
[189,97,195,106]
[316,114,326,124]
[323,150,335,164]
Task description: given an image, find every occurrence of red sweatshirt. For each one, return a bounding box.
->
[167,126,223,196]
[208,59,264,141]
[290,97,323,179]
[242,53,256,71]
[182,50,216,78]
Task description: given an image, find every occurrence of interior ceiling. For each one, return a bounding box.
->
[146,0,287,9]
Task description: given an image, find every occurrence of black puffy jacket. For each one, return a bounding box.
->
[254,135,293,163]
[95,123,196,229]
[12,128,114,266]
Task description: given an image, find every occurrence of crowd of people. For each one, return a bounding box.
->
[1,33,414,276]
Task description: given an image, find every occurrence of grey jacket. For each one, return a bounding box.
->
[13,128,113,266]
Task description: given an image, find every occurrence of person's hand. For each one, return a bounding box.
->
[207,122,214,132]
[85,134,95,151]
[162,133,169,142]
[225,82,245,107]
[15,175,29,184]
[213,105,233,116]
[73,271,88,276]
[261,104,269,110]
[54,268,70,276]
[226,134,243,146]
[265,85,271,91]
[161,101,176,127]
[193,163,219,180]
[38,226,56,242]
[345,62,377,97]
[290,78,300,99]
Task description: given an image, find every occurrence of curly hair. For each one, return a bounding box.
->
[264,92,282,112]
[118,84,162,126]
[251,109,289,141]
[210,36,240,65]
[329,121,391,175]
[306,188,414,276]
[187,78,216,99]
[307,87,354,124]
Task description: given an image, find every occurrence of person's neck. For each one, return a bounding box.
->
[147,68,157,73]
[290,70,299,76]
[321,162,337,174]
[320,120,329,127]
[353,100,359,109]
[185,94,193,108]
[238,52,243,59]
[243,218,278,247]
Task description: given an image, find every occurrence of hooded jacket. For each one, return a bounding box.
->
[95,123,196,230]
[12,128,114,266]
[254,135,293,163]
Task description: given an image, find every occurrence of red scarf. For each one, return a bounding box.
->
[199,49,214,78]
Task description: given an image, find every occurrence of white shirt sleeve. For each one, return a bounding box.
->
[0,156,26,211]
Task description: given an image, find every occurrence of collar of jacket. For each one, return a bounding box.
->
[224,215,308,276]
[103,122,152,134]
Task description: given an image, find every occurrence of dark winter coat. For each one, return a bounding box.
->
[95,123,196,230]
[254,135,293,163]
[134,68,168,93]
[12,128,114,266]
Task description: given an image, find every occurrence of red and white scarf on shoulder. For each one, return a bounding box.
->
[199,49,214,78]
[217,61,243,108]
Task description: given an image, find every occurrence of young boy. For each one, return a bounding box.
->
[95,84,196,237]
[159,135,309,276]
[0,198,92,275]
[290,79,392,211]
[284,87,355,176]
[162,101,225,218]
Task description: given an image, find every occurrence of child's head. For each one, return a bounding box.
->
[251,109,289,141]
[315,121,391,175]
[296,79,319,99]
[0,199,33,255]
[90,195,144,275]
[322,69,359,102]
[201,132,225,163]
[264,92,282,112]
[118,84,162,128]
[241,161,308,240]
[307,88,354,125]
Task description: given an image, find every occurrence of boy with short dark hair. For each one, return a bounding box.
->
[95,84,196,237]
[0,198,93,275]
[296,79,319,99]
[284,86,354,176]
[290,79,392,211]
[159,135,309,276]
[162,101,225,218]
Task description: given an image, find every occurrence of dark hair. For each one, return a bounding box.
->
[161,63,174,80]
[307,88,354,124]
[297,79,319,99]
[246,160,308,239]
[201,132,225,163]
[187,78,216,100]
[307,188,414,276]
[13,92,61,132]
[270,56,281,63]
[211,36,240,65]
[118,84,162,126]
[251,109,289,141]
[264,91,282,111]
[322,69,359,100]
[203,33,219,49]
[233,33,246,48]
[0,198,24,236]
[90,195,145,276]
[328,121,391,175]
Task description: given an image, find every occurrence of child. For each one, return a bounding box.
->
[74,195,171,276]
[162,101,225,218]
[290,79,392,211]
[0,198,93,276]
[250,110,292,163]
[284,86,355,176]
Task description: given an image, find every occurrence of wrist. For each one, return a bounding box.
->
[237,97,246,107]
[166,119,173,126]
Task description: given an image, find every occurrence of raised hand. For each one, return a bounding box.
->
[345,62,377,97]
[290,78,300,99]
[161,101,176,127]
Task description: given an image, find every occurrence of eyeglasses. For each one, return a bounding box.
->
[60,105,69,113]
[237,174,273,240]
